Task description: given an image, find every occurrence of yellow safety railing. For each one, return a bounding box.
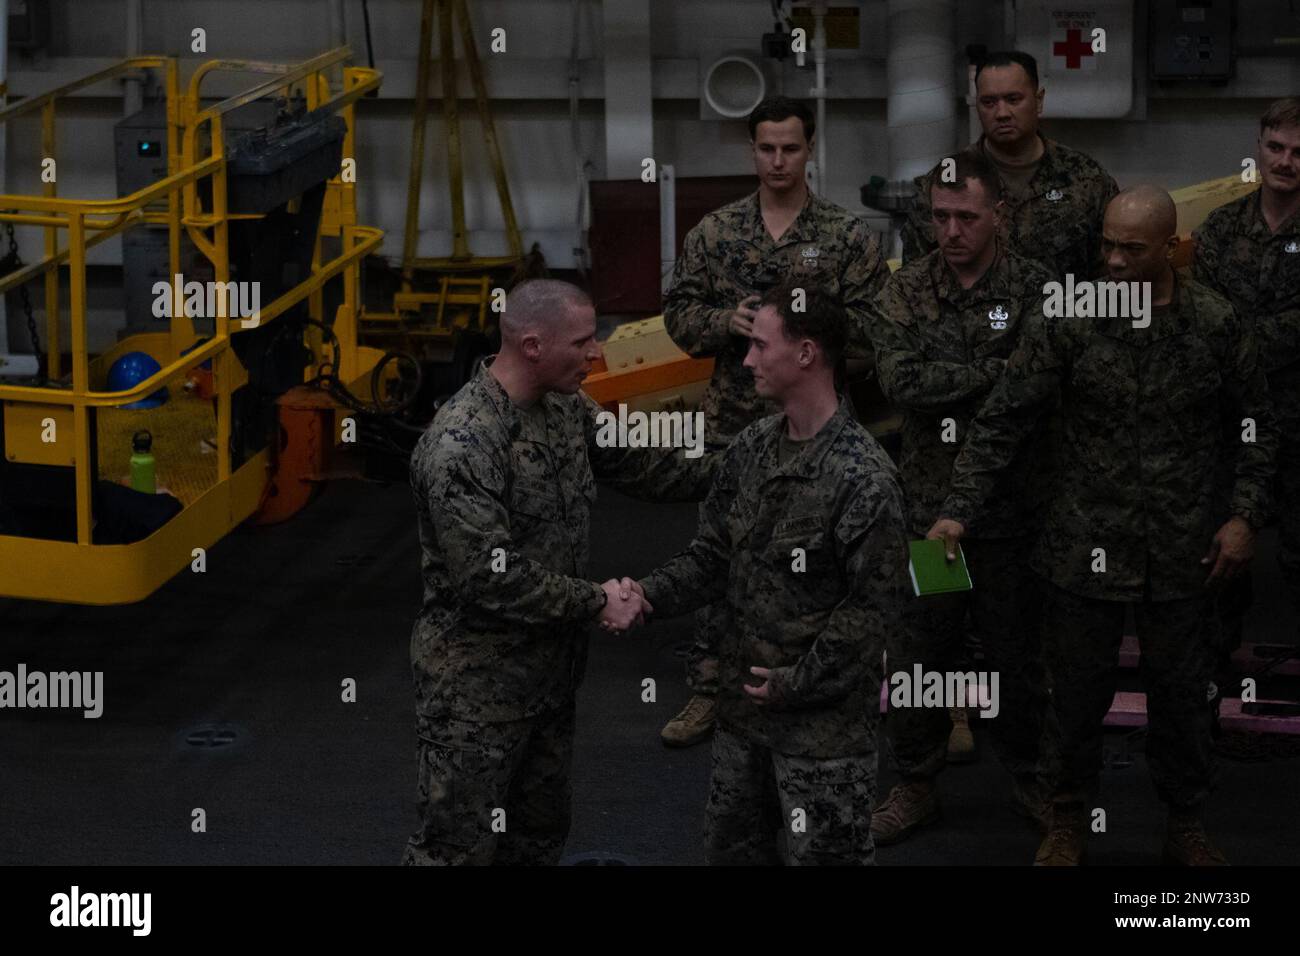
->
[0,49,382,558]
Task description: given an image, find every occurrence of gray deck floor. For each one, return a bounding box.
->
[1,477,1296,865]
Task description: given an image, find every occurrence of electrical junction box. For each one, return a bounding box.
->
[1150,0,1233,80]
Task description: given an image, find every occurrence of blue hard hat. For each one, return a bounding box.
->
[108,351,168,409]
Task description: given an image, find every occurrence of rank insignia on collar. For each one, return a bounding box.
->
[989,304,1009,329]
[1286,240,1299,254]
[801,246,820,258]
[1045,188,1064,202]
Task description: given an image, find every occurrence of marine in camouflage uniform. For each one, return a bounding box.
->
[664,191,891,707]
[640,398,911,865]
[1194,189,1300,619]
[901,135,1118,281]
[402,361,713,866]
[896,56,1115,790]
[666,191,891,440]
[873,246,1055,807]
[940,271,1277,858]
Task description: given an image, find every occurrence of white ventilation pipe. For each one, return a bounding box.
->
[886,0,958,183]
[811,3,827,194]
[570,0,591,275]
[602,0,653,179]
[659,163,676,295]
[703,56,766,119]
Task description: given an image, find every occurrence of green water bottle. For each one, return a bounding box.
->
[130,430,156,494]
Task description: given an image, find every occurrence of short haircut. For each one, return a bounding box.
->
[759,280,847,378]
[930,150,1003,206]
[501,279,592,340]
[747,96,815,143]
[1261,97,1300,136]
[974,50,1040,91]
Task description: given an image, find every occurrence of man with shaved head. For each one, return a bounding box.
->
[403,279,714,865]
[927,186,1277,865]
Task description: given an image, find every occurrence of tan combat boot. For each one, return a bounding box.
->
[1034,803,1088,865]
[660,694,717,748]
[870,781,940,845]
[1163,808,1228,866]
[946,707,976,763]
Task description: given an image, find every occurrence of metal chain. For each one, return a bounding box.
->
[2,219,43,373]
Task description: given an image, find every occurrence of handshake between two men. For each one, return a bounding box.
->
[594,577,782,706]
[596,577,652,633]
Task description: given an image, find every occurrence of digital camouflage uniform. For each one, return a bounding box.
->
[641,400,911,865]
[402,362,713,866]
[1194,190,1300,621]
[664,190,892,698]
[942,276,1277,811]
[873,248,1056,785]
[901,136,1119,281]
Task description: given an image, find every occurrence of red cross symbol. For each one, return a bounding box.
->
[1053,28,1095,69]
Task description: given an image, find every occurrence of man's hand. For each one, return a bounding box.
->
[597,578,653,632]
[926,518,966,562]
[729,295,762,337]
[1202,516,1256,587]
[743,666,783,707]
[617,577,653,608]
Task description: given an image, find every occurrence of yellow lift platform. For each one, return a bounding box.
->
[0,48,385,605]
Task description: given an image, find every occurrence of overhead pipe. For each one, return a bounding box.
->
[886,0,958,184]
[811,1,828,194]
[124,0,143,116]
[601,0,653,179]
[570,0,591,277]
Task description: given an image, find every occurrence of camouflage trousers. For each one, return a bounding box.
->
[883,536,1048,784]
[1216,397,1300,663]
[1041,584,1219,811]
[705,725,878,866]
[401,705,575,866]
[684,603,722,697]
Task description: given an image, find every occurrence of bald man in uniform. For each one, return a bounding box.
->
[930,186,1277,865]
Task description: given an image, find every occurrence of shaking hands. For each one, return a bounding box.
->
[597,577,654,633]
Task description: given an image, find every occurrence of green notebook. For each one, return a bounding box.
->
[908,539,974,597]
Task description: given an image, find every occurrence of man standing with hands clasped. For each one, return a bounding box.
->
[403,279,713,866]
[621,281,909,865]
